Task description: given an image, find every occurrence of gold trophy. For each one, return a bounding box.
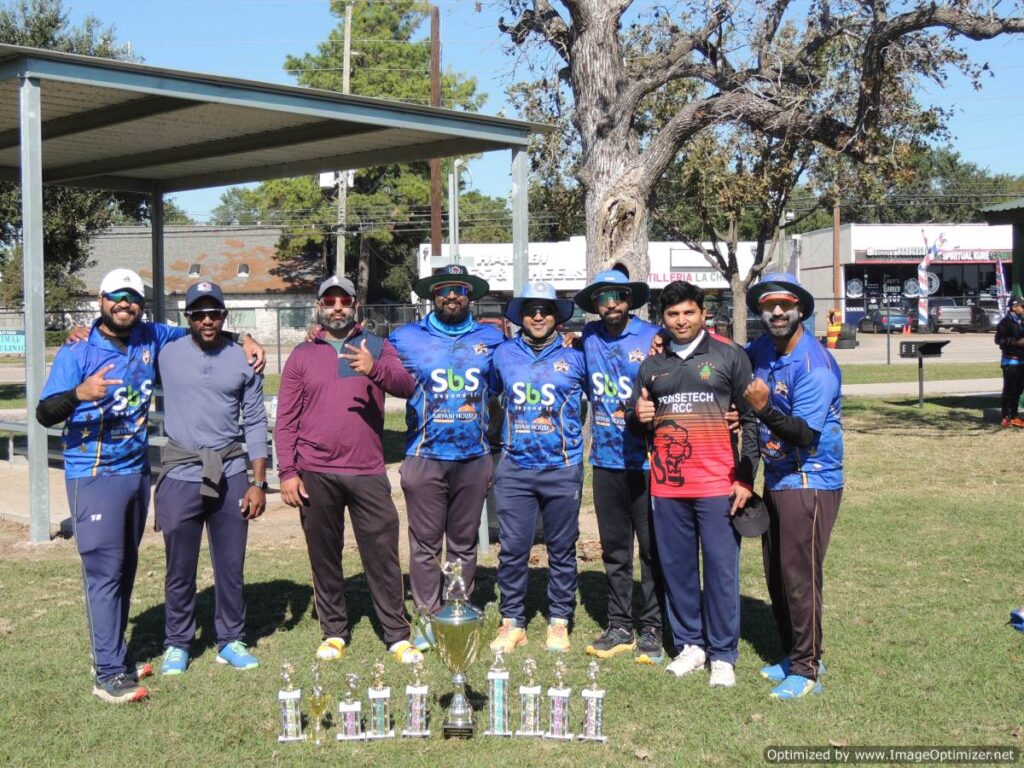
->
[305,662,330,746]
[366,661,395,739]
[413,559,498,739]
[277,661,306,742]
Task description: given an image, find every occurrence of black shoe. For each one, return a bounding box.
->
[92,672,149,704]
[585,626,635,658]
[634,627,665,665]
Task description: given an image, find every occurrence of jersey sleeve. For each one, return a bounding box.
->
[789,365,839,433]
[151,322,189,353]
[40,344,84,399]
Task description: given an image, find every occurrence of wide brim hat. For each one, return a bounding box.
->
[413,263,489,301]
[731,493,769,538]
[505,280,575,326]
[746,272,815,319]
[574,269,650,312]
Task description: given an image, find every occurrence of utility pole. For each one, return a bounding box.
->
[832,190,841,317]
[449,159,465,265]
[336,0,354,278]
[429,5,442,262]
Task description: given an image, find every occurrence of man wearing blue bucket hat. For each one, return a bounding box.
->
[743,272,844,701]
[572,270,666,664]
[487,281,587,654]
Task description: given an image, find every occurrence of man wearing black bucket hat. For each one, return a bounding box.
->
[487,281,587,655]
[572,270,666,664]
[388,265,505,646]
[744,272,843,701]
[994,296,1024,428]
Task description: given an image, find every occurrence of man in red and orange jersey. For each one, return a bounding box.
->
[627,280,759,689]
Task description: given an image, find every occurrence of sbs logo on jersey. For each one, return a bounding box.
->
[591,372,632,400]
[430,367,481,393]
[510,382,556,406]
[111,380,153,413]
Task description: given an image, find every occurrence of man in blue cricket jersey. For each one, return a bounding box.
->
[572,270,666,664]
[389,265,504,645]
[488,282,587,654]
[743,273,843,701]
[154,282,267,676]
[36,269,263,704]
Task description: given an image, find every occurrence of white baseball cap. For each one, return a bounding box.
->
[99,269,145,298]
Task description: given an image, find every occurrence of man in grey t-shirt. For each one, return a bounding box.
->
[154,281,268,676]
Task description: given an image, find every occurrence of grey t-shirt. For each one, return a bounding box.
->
[158,335,268,482]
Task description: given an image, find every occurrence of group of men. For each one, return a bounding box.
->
[40,262,843,706]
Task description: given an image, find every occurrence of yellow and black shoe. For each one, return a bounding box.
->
[586,626,635,659]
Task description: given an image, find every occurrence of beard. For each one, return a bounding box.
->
[762,307,802,339]
[99,304,140,336]
[435,301,469,326]
[319,307,353,333]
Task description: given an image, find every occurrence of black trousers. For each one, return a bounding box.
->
[1001,364,1024,419]
[592,467,663,632]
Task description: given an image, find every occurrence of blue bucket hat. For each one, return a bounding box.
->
[573,269,651,312]
[505,281,575,326]
[746,272,815,319]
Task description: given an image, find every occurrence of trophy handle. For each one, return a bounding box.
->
[412,606,436,650]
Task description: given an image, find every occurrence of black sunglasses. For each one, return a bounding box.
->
[185,308,227,321]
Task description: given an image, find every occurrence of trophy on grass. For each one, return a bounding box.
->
[544,659,573,740]
[277,662,306,742]
[515,658,543,738]
[337,673,365,741]
[305,662,330,746]
[578,661,608,743]
[484,649,512,737]
[401,657,430,738]
[366,661,395,739]
[413,559,499,739]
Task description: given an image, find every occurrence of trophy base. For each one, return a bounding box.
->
[401,729,431,738]
[442,723,475,739]
[277,735,307,743]
[544,731,575,740]
[366,730,395,740]
[484,730,513,737]
[336,733,366,742]
[514,730,544,738]
[578,734,608,743]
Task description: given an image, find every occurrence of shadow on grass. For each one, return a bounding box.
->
[128,578,312,661]
[843,394,999,435]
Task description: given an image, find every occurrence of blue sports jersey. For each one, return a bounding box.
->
[582,316,661,469]
[490,334,587,469]
[389,315,504,460]
[746,331,844,491]
[40,321,186,479]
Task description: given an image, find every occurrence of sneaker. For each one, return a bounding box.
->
[390,640,424,665]
[585,626,635,658]
[770,674,823,700]
[666,644,706,677]
[315,637,346,661]
[634,627,665,665]
[216,641,259,670]
[411,623,434,652]
[161,646,189,677]
[1001,417,1012,428]
[490,618,527,653]
[1011,418,1024,428]
[90,662,153,682]
[760,657,827,683]
[709,660,736,688]
[92,672,148,704]
[545,618,571,653]
[1010,608,1024,632]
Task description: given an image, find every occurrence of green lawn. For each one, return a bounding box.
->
[1,396,1021,766]
[842,362,1002,385]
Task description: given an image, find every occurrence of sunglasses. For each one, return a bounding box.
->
[759,298,799,311]
[595,288,631,306]
[104,290,143,304]
[320,295,354,308]
[522,303,556,318]
[186,308,227,321]
[433,283,471,298]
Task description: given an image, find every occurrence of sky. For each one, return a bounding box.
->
[63,0,1024,225]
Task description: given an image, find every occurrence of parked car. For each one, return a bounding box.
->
[707,304,765,341]
[972,299,1002,332]
[857,308,912,334]
[925,297,972,333]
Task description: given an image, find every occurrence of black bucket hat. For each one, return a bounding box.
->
[731,493,769,538]
[413,264,490,301]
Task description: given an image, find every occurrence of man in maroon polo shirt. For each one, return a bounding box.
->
[276,275,421,665]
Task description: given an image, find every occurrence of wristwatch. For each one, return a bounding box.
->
[252,480,269,491]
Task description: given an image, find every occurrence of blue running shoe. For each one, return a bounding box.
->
[1010,608,1024,633]
[770,674,822,700]
[216,641,259,670]
[760,657,827,683]
[411,623,434,652]
[161,646,189,676]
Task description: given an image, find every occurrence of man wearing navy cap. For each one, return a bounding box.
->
[744,272,843,700]
[388,265,504,643]
[488,282,587,654]
[153,281,268,676]
[572,270,666,664]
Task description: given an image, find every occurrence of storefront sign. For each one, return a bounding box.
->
[0,330,26,355]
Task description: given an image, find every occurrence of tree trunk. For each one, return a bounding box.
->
[731,272,751,346]
[356,234,370,306]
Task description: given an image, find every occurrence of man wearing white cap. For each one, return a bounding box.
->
[35,269,263,703]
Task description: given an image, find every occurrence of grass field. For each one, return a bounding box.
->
[1,395,1022,766]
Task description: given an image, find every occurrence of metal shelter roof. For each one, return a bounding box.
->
[0,43,546,192]
[3,44,542,542]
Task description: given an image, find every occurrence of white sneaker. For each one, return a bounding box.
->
[666,644,706,677]
[709,660,736,688]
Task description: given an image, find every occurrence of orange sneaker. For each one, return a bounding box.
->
[490,618,527,653]
[545,618,571,653]
[1011,418,1024,428]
